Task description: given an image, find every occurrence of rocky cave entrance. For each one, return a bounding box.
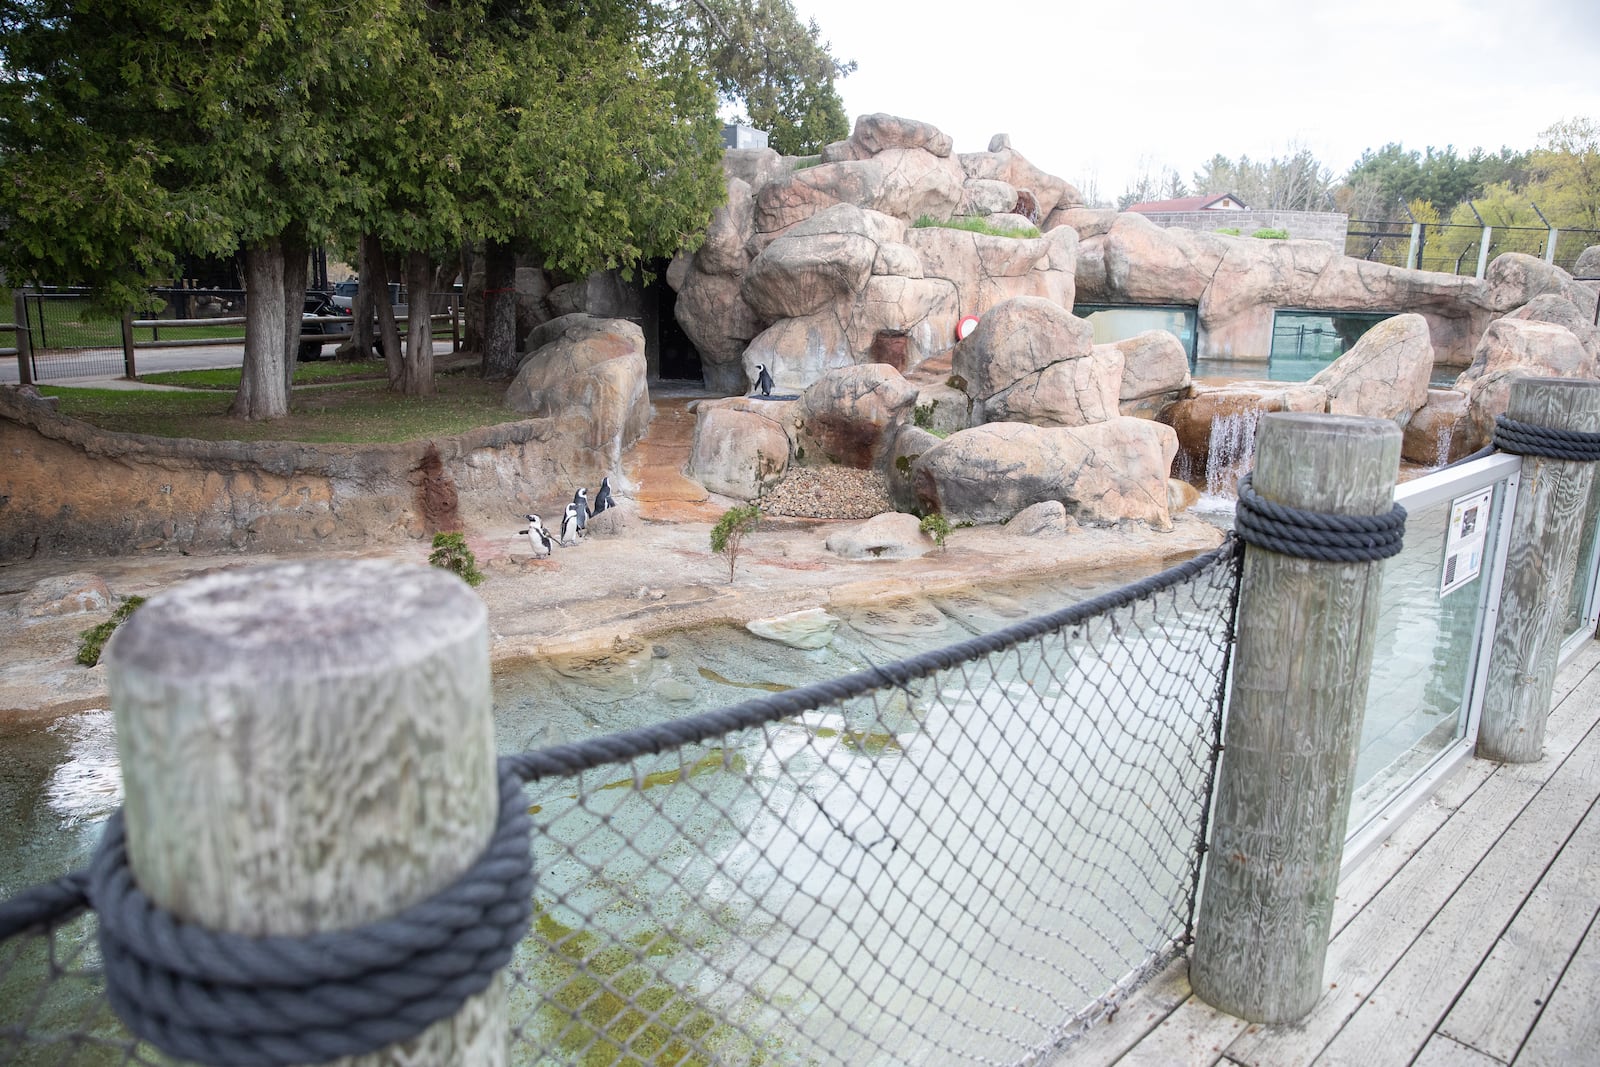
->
[647,260,703,383]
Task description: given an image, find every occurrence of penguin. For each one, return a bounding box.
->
[592,476,615,515]
[559,503,582,546]
[523,514,553,557]
[571,487,590,533]
[754,363,775,398]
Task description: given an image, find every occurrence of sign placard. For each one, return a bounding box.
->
[1441,487,1494,596]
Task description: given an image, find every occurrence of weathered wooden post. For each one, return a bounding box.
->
[119,309,138,379]
[1477,376,1600,763]
[105,559,508,1064]
[13,288,33,386]
[1191,413,1401,1023]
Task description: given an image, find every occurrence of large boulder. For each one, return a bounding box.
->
[1402,388,1475,467]
[1116,331,1193,418]
[951,297,1118,426]
[1483,253,1599,319]
[908,225,1076,318]
[824,114,955,161]
[753,149,965,234]
[506,315,650,466]
[686,398,793,501]
[674,268,765,395]
[797,364,919,469]
[722,147,789,191]
[1309,312,1434,424]
[957,134,1083,221]
[1456,318,1594,450]
[697,176,756,277]
[1502,293,1600,364]
[1575,245,1600,277]
[824,512,931,560]
[740,204,891,319]
[911,418,1177,529]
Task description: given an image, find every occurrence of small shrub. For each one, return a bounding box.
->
[1214,227,1241,236]
[912,400,938,430]
[919,513,952,550]
[429,532,484,587]
[77,596,146,667]
[1251,227,1289,240]
[912,215,1041,239]
[711,504,761,583]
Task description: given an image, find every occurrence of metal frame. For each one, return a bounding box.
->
[1558,491,1600,665]
[1342,452,1521,872]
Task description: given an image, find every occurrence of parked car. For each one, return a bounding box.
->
[330,279,360,312]
[300,292,352,361]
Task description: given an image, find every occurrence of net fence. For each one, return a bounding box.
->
[1,541,1242,1067]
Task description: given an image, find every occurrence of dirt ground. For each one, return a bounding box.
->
[0,510,1226,717]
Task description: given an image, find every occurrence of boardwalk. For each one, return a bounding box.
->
[1060,640,1600,1067]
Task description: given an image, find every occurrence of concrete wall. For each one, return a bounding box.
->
[1139,210,1349,249]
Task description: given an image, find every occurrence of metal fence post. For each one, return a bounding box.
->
[1476,225,1492,279]
[1191,412,1401,1024]
[13,288,33,386]
[1477,377,1600,763]
[105,559,509,1065]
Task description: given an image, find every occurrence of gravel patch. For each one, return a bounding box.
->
[759,466,897,520]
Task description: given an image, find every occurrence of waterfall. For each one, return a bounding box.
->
[1204,409,1262,498]
[1434,422,1455,469]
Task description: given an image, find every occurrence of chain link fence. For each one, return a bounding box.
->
[2,542,1242,1066]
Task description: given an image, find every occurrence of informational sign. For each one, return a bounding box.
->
[1441,487,1494,596]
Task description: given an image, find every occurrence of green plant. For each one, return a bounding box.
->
[792,155,824,170]
[710,504,761,584]
[911,215,1041,239]
[1252,227,1289,239]
[912,400,938,429]
[919,513,952,550]
[429,532,484,587]
[1214,227,1241,236]
[76,595,146,667]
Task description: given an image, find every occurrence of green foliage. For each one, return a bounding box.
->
[792,155,825,170]
[1340,142,1530,221]
[77,596,146,667]
[918,513,951,549]
[1214,227,1241,236]
[429,532,484,587]
[710,504,761,583]
[670,0,856,154]
[912,216,1041,239]
[1251,228,1289,239]
[912,400,938,429]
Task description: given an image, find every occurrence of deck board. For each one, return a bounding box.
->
[1061,644,1600,1067]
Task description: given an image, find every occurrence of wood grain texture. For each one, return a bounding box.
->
[1479,377,1600,763]
[106,559,505,1066]
[1191,413,1402,1024]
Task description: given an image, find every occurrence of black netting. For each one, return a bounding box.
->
[1,542,1242,1066]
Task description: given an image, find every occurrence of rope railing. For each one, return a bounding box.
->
[0,541,1243,1066]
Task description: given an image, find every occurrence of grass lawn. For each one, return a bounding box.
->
[40,367,521,443]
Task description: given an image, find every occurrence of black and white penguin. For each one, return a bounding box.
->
[592,475,615,515]
[559,503,582,546]
[571,487,590,533]
[754,363,775,397]
[523,513,553,557]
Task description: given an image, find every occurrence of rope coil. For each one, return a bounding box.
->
[89,762,532,1067]
[1492,415,1600,462]
[1234,473,1406,563]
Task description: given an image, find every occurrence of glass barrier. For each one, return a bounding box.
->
[1345,454,1520,855]
[1560,478,1600,661]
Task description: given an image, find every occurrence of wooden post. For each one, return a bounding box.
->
[1477,377,1600,763]
[105,559,508,1065]
[14,288,33,386]
[120,310,137,379]
[1191,413,1401,1023]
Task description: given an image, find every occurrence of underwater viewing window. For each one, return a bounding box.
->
[1076,304,1198,370]
[1268,310,1394,381]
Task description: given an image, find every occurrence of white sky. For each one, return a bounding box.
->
[789,0,1600,202]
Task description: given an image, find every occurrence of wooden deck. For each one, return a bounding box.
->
[1058,639,1600,1067]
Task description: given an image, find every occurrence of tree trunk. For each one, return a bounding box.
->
[340,235,378,361]
[481,238,518,380]
[461,242,484,356]
[398,250,437,396]
[232,239,292,420]
[280,227,309,396]
[368,233,405,387]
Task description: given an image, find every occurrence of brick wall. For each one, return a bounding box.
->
[1137,210,1349,248]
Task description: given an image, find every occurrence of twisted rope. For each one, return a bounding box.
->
[83,762,531,1067]
[1234,473,1406,562]
[1492,415,1600,462]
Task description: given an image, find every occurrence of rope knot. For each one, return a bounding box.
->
[1234,473,1406,563]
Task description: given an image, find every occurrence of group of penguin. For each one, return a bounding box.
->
[521,476,615,557]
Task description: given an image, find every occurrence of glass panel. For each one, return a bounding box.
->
[1076,305,1197,368]
[1267,311,1393,382]
[1348,480,1506,834]
[1561,478,1600,645]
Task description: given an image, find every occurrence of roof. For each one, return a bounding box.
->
[1126,193,1248,213]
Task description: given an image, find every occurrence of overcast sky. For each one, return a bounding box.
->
[788,0,1600,202]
